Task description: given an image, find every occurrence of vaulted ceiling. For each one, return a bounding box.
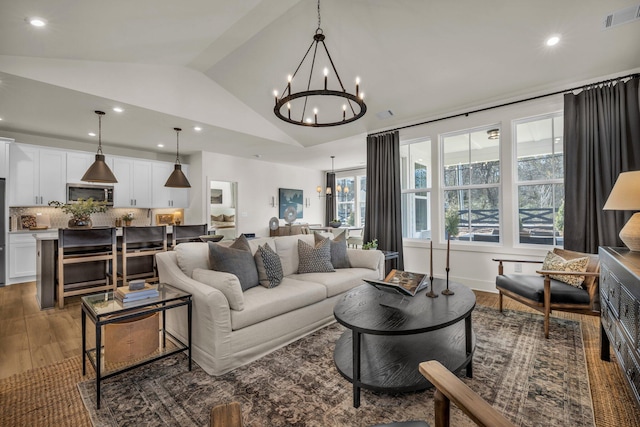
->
[0,0,639,170]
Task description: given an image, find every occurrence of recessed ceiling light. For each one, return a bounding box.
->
[546,35,560,46]
[112,107,123,113]
[28,17,47,27]
[157,144,164,148]
[194,126,202,132]
[0,117,3,121]
[88,132,96,137]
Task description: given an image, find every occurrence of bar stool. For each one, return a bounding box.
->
[172,224,207,247]
[118,226,167,286]
[57,227,117,309]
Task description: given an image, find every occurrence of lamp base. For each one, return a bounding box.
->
[620,212,640,252]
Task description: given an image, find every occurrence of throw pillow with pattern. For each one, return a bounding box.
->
[314,231,350,269]
[541,251,589,288]
[297,238,335,274]
[255,243,284,288]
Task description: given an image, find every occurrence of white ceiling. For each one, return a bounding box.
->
[0,0,639,171]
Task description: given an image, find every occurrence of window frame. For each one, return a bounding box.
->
[400,137,433,241]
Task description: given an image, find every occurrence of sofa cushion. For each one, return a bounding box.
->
[274,234,315,276]
[291,267,380,298]
[230,278,327,330]
[175,242,210,277]
[314,231,350,269]
[298,239,335,274]
[254,244,284,288]
[208,239,259,291]
[542,251,589,288]
[192,268,244,311]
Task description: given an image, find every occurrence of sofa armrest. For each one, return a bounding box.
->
[347,248,385,279]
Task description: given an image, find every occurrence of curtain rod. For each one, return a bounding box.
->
[368,72,640,137]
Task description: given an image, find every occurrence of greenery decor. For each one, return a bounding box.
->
[445,207,460,238]
[49,198,108,229]
[362,239,378,250]
[121,213,134,222]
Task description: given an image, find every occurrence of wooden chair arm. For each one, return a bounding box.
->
[535,270,600,277]
[492,258,543,264]
[419,361,515,427]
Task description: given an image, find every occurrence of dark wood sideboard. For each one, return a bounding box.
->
[599,247,640,407]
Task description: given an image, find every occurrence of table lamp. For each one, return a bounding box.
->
[603,170,640,251]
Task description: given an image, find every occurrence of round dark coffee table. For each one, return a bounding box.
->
[333,278,476,408]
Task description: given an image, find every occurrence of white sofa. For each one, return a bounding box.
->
[156,234,385,376]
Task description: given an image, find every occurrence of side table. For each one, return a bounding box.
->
[81,283,192,409]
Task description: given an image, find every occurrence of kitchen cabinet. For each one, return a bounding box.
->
[0,138,10,178]
[66,151,114,184]
[113,158,152,208]
[151,162,190,208]
[9,144,66,206]
[9,233,36,280]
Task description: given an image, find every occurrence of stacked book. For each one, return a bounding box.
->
[115,283,159,303]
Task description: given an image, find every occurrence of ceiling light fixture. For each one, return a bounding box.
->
[28,18,46,27]
[546,35,560,46]
[273,0,366,127]
[112,107,123,113]
[317,156,348,198]
[164,127,191,188]
[81,111,118,183]
[88,132,96,136]
[487,128,500,140]
[194,126,202,132]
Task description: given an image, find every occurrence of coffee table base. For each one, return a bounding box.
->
[334,321,475,405]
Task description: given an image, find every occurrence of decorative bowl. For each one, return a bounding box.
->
[329,221,342,228]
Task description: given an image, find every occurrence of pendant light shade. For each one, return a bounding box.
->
[82,111,118,183]
[165,127,191,188]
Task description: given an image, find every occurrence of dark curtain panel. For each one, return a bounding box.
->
[365,131,404,270]
[564,76,640,253]
[324,172,336,226]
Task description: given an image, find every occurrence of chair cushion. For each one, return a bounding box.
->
[542,251,589,288]
[497,274,591,305]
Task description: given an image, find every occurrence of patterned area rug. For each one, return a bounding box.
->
[78,306,594,427]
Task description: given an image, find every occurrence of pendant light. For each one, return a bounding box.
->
[164,127,191,188]
[82,111,118,183]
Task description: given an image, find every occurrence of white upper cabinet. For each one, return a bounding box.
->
[9,144,66,206]
[151,162,190,208]
[113,158,153,208]
[66,151,115,184]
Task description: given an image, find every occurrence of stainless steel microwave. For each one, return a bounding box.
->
[67,184,114,206]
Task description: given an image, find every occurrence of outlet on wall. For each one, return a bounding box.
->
[514,263,522,273]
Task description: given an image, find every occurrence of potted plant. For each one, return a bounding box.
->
[122,213,134,227]
[329,218,342,228]
[362,239,378,250]
[48,198,108,229]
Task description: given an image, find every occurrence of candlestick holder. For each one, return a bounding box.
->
[442,267,454,295]
[426,276,438,298]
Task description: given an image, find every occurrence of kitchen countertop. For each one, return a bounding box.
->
[11,225,174,240]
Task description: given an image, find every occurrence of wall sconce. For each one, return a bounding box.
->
[270,196,276,207]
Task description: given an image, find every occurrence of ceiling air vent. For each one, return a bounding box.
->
[602,4,640,29]
[376,110,394,120]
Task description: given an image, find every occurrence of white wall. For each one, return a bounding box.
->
[399,94,566,293]
[186,151,325,237]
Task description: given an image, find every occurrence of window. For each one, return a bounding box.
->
[336,172,366,227]
[514,113,564,246]
[442,127,501,242]
[401,139,432,239]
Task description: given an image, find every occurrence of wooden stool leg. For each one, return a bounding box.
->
[210,402,243,427]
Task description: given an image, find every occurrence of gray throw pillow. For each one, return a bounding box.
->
[208,239,259,291]
[254,244,284,288]
[297,238,335,274]
[314,231,350,269]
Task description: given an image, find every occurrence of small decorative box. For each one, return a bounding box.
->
[128,279,146,291]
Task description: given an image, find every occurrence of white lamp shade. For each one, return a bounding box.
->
[603,171,640,210]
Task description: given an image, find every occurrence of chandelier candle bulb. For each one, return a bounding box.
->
[356,77,360,97]
[324,68,328,90]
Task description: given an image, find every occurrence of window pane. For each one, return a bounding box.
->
[401,139,431,189]
[516,117,556,181]
[552,116,564,179]
[469,129,500,185]
[469,188,500,242]
[443,134,469,186]
[358,176,367,227]
[518,183,564,245]
[402,192,431,239]
[443,189,468,240]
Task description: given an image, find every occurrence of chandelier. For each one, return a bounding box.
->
[273,0,366,127]
[164,127,191,188]
[317,156,348,198]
